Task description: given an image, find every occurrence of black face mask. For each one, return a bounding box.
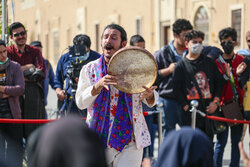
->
[221,41,234,54]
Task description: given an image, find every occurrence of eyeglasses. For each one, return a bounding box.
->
[13,31,26,37]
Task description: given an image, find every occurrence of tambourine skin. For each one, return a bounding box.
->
[108,46,157,94]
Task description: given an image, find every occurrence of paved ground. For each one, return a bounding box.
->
[46,88,249,166]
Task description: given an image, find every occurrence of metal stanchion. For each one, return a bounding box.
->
[158,110,162,150]
[156,101,163,151]
[190,100,199,129]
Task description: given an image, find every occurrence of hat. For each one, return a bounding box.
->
[30,41,43,48]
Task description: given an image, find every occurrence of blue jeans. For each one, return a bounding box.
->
[214,124,243,167]
[158,97,182,136]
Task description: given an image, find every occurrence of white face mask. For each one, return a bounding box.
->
[190,43,203,55]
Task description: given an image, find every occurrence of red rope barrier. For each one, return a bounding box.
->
[143,111,161,116]
[0,117,86,124]
[205,115,250,124]
[0,112,249,124]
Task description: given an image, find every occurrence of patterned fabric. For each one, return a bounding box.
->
[75,58,156,149]
[90,55,133,151]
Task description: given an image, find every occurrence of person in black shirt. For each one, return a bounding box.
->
[173,30,225,140]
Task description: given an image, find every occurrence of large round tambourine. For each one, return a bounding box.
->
[108,46,157,94]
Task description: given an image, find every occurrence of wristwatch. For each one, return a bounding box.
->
[213,99,220,106]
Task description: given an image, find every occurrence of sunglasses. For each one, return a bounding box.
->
[13,31,26,37]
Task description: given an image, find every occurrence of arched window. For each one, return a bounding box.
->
[194,6,209,45]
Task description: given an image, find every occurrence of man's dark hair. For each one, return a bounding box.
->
[9,22,26,36]
[172,19,193,35]
[219,27,237,42]
[0,40,6,47]
[30,41,43,48]
[184,30,205,41]
[82,35,91,48]
[73,34,91,48]
[130,35,145,46]
[102,24,127,42]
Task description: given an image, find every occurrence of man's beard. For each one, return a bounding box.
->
[17,43,25,47]
[16,38,26,47]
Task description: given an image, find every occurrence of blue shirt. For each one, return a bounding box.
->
[169,40,182,62]
[43,59,55,106]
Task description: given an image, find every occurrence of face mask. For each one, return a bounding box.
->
[0,57,8,65]
[0,58,9,71]
[221,41,234,54]
[190,43,203,55]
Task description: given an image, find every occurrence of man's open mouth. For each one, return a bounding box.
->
[104,43,114,50]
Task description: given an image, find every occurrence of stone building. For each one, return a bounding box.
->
[7,0,250,66]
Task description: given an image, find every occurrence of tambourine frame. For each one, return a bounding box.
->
[107,46,157,94]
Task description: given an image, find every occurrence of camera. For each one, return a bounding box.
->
[66,57,84,95]
[66,36,89,96]
[23,67,45,82]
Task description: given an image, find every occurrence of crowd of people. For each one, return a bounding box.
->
[0,17,250,167]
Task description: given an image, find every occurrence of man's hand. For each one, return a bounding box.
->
[236,62,247,76]
[183,105,189,112]
[0,86,9,98]
[2,93,9,98]
[140,85,157,105]
[168,62,177,74]
[225,63,231,77]
[159,62,177,77]
[75,77,79,83]
[206,97,220,114]
[91,75,117,96]
[206,101,217,114]
[0,85,5,93]
[21,64,35,72]
[56,88,66,101]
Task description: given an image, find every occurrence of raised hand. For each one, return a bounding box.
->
[140,85,157,105]
[92,75,117,96]
[225,63,231,77]
[236,62,247,76]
